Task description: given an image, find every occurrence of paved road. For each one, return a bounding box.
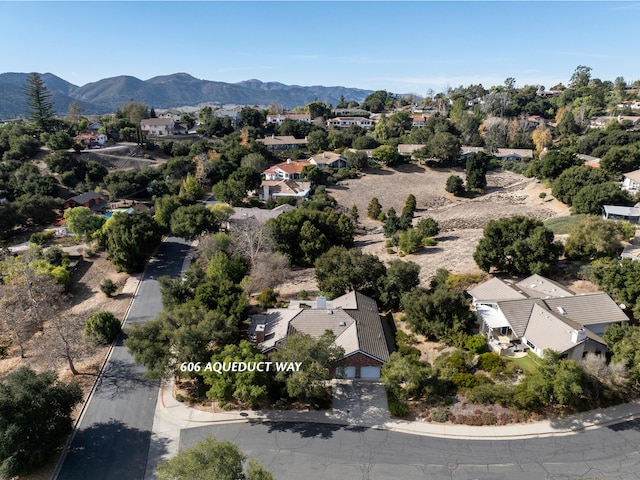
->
[55,237,191,480]
[183,420,640,480]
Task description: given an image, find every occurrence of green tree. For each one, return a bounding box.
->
[564,216,624,260]
[126,301,243,379]
[465,152,490,190]
[604,323,640,382]
[155,435,275,480]
[0,367,82,478]
[445,175,465,195]
[23,73,56,134]
[367,197,382,220]
[315,246,386,298]
[572,182,632,215]
[600,144,640,176]
[203,341,269,408]
[371,144,399,166]
[63,206,105,238]
[101,212,163,273]
[306,129,328,153]
[363,90,392,113]
[271,331,344,402]
[397,228,424,254]
[170,204,219,240]
[552,165,610,206]
[381,352,431,398]
[179,174,205,202]
[305,100,330,119]
[85,311,121,345]
[401,287,476,340]
[378,260,420,311]
[154,195,185,230]
[473,216,561,276]
[416,217,439,238]
[426,131,461,165]
[569,65,592,88]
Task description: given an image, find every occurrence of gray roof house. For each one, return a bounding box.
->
[248,291,395,379]
[468,275,628,360]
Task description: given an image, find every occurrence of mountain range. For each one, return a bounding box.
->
[0,72,374,120]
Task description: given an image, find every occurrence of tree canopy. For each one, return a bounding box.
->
[0,367,82,478]
[473,216,561,276]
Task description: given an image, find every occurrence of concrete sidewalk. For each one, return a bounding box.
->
[149,378,640,461]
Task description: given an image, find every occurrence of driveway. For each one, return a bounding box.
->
[332,380,390,427]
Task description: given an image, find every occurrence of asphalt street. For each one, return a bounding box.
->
[55,237,191,480]
[183,420,640,480]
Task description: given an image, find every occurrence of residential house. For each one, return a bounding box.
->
[229,204,295,225]
[617,100,640,110]
[331,108,370,117]
[622,169,640,191]
[602,205,640,224]
[256,135,308,151]
[577,154,601,168]
[467,274,628,360]
[140,118,175,136]
[308,152,348,169]
[248,291,396,379]
[158,109,183,122]
[326,117,374,130]
[397,144,425,157]
[259,179,311,201]
[64,192,105,211]
[590,116,640,128]
[494,148,533,162]
[266,113,312,125]
[410,114,429,128]
[459,146,485,162]
[263,159,311,181]
[87,122,102,133]
[75,133,108,148]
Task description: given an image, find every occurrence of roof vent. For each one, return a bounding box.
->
[327,310,333,315]
[557,306,567,315]
[338,321,346,326]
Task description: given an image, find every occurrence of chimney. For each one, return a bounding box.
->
[571,329,586,344]
[316,295,326,310]
[255,324,265,344]
[286,158,291,164]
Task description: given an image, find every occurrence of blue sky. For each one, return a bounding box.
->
[1,1,639,95]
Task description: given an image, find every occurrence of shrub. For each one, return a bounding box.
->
[539,192,547,199]
[465,383,513,406]
[387,391,409,418]
[256,288,278,309]
[422,237,437,247]
[464,333,487,354]
[430,406,449,423]
[445,175,465,195]
[30,231,54,245]
[85,311,121,345]
[477,352,503,372]
[100,278,117,298]
[44,246,66,266]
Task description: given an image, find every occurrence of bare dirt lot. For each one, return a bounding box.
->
[327,164,570,285]
[79,142,167,171]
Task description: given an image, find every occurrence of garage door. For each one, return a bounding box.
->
[343,366,356,379]
[360,366,381,379]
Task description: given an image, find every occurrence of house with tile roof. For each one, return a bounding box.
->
[248,291,396,379]
[263,159,311,181]
[467,275,628,360]
[326,116,374,130]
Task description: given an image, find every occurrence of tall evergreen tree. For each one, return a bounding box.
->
[23,73,56,133]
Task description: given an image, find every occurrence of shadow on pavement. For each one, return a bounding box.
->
[58,420,169,479]
[252,420,367,439]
